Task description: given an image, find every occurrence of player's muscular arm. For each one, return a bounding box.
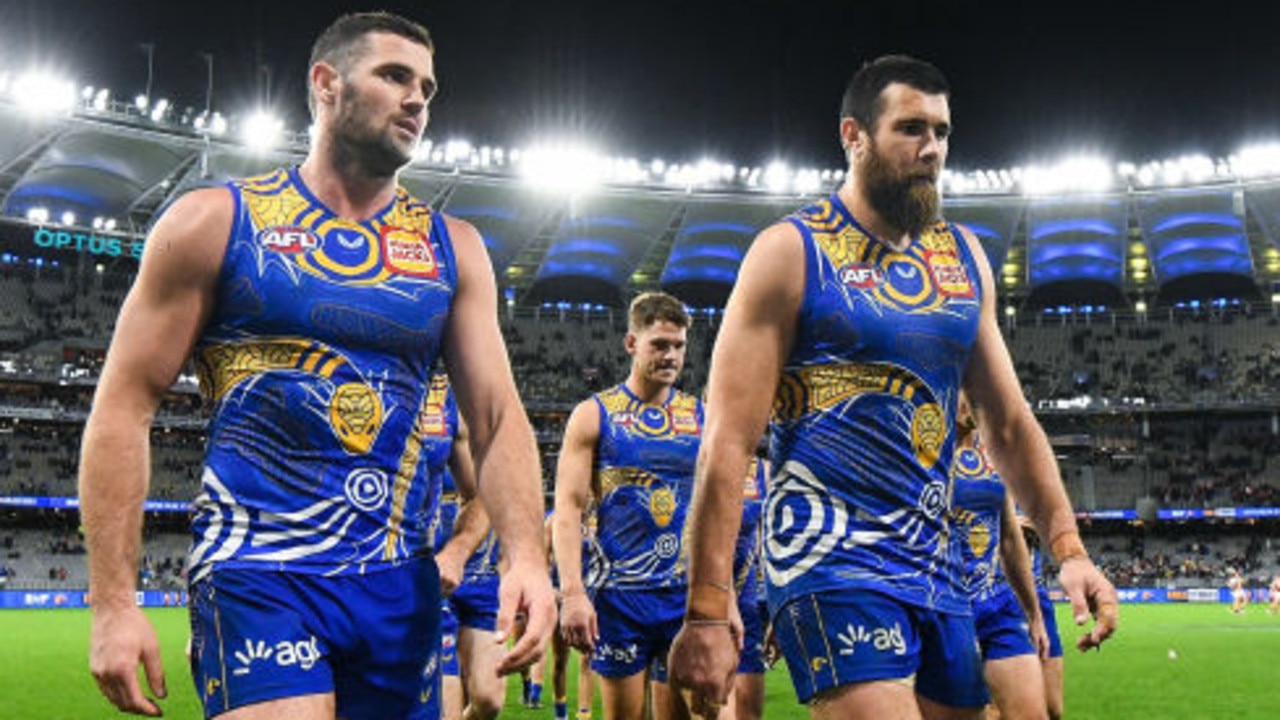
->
[81,187,231,715]
[958,226,1117,649]
[553,401,601,652]
[437,420,490,595]
[442,216,553,673]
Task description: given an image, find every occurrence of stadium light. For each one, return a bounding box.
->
[148,98,170,122]
[242,110,285,153]
[12,70,77,115]
[519,141,607,195]
[26,207,49,224]
[1230,143,1280,179]
[763,161,791,194]
[1021,156,1113,195]
[60,211,76,226]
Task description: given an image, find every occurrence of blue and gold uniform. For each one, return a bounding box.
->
[952,447,1036,661]
[1020,509,1064,658]
[735,456,769,674]
[593,384,703,590]
[589,383,703,679]
[187,168,454,719]
[767,195,987,706]
[951,447,1006,602]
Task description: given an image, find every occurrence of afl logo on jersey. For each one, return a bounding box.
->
[840,263,885,289]
[381,226,440,278]
[259,226,320,253]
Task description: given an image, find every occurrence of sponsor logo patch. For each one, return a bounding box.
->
[672,409,699,434]
[381,226,439,278]
[925,251,974,297]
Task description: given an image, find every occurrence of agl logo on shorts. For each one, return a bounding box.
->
[232,636,321,676]
[836,622,906,656]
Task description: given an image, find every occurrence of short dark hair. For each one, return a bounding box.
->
[628,292,690,333]
[308,11,434,113]
[839,54,950,131]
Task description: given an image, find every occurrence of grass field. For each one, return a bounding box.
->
[2,603,1277,719]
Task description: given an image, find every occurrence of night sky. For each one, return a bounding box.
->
[6,0,1280,170]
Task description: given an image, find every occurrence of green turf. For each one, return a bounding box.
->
[1,603,1276,719]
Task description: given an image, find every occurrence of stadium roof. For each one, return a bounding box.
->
[1,100,1279,309]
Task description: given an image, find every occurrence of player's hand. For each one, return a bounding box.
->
[762,622,782,669]
[1028,614,1051,662]
[494,558,557,676]
[89,605,167,716]
[559,589,598,654]
[435,548,466,596]
[668,619,737,720]
[728,595,745,654]
[1058,556,1119,651]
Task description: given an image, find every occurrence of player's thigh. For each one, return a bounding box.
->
[597,670,648,720]
[917,693,984,720]
[983,655,1047,720]
[440,675,465,720]
[650,679,694,720]
[213,693,335,720]
[1040,658,1063,720]
[810,679,922,720]
[458,626,507,705]
[733,673,765,720]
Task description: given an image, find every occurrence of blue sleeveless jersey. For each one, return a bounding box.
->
[734,457,768,590]
[189,167,457,582]
[1017,506,1048,587]
[765,194,981,615]
[592,384,703,589]
[426,372,458,553]
[423,373,500,577]
[951,447,1007,602]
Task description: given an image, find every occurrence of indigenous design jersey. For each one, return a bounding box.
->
[1016,507,1048,587]
[189,168,457,583]
[425,371,458,552]
[423,373,501,577]
[592,384,703,589]
[765,194,981,615]
[950,447,1007,602]
[734,457,768,591]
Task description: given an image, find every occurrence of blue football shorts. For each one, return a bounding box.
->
[438,598,461,677]
[188,557,441,720]
[1037,586,1064,658]
[737,577,767,674]
[973,585,1037,661]
[590,585,685,680]
[450,573,500,632]
[771,587,988,708]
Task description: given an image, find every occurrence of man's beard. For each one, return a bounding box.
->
[332,85,415,178]
[860,140,941,238]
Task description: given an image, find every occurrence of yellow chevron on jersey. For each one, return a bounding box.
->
[808,215,972,313]
[773,361,945,469]
[597,466,676,527]
[239,170,438,286]
[385,388,431,560]
[196,337,385,455]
